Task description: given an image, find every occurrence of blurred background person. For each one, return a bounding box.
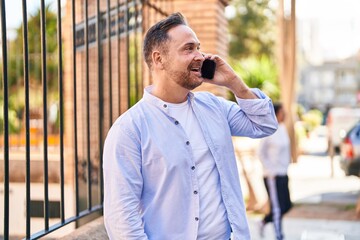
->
[257,103,292,240]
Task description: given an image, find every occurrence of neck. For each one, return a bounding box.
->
[151,82,189,103]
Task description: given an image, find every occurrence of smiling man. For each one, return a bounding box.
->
[103,12,278,240]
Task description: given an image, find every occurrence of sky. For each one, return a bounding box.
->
[296,0,360,20]
[296,0,360,60]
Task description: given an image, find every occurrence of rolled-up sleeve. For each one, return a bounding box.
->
[225,88,278,138]
[103,123,148,240]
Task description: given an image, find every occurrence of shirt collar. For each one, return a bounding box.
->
[143,85,195,114]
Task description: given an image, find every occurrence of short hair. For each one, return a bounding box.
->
[143,12,188,69]
[273,102,283,115]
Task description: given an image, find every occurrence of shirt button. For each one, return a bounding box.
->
[193,191,198,194]
[191,166,195,170]
[175,120,179,125]
[195,217,199,221]
[163,104,167,108]
[186,141,190,145]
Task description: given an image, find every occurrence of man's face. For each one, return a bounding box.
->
[162,25,205,90]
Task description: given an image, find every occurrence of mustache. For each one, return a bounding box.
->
[187,62,202,70]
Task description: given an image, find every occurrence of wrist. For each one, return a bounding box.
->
[228,76,256,99]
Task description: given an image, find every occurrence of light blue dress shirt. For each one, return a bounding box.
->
[103,86,278,240]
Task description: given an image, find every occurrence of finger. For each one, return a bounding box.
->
[210,54,220,61]
[201,53,214,60]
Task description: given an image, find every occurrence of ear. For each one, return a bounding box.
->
[152,51,164,70]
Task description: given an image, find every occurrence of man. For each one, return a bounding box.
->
[103,12,278,240]
[257,103,292,240]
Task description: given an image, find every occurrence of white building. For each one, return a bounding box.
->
[296,0,360,111]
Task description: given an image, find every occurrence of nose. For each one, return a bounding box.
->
[195,51,205,61]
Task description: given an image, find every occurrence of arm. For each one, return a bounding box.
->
[216,89,278,138]
[103,124,148,240]
[202,54,277,137]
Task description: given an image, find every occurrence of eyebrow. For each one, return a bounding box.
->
[182,42,200,48]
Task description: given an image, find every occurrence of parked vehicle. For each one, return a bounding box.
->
[340,121,360,177]
[326,107,360,153]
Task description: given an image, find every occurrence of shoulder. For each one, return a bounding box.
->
[193,91,229,105]
[106,100,147,140]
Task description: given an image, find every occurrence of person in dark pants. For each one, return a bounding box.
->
[257,103,292,240]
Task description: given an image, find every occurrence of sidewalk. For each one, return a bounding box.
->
[244,154,360,239]
[234,135,360,240]
[247,215,360,240]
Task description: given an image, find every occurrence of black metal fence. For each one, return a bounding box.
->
[0,0,172,239]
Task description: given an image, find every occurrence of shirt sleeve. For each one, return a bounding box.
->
[224,88,278,138]
[103,122,149,240]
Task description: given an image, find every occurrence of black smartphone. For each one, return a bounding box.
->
[201,59,216,79]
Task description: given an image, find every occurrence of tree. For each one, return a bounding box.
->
[227,0,280,212]
[229,55,280,101]
[0,4,59,134]
[9,4,58,92]
[228,0,276,60]
[227,0,279,97]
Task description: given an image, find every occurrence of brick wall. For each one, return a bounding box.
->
[63,0,229,183]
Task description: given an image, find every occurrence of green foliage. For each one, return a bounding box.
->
[0,4,59,134]
[128,33,143,107]
[227,0,280,101]
[228,0,276,59]
[10,4,59,91]
[0,98,22,134]
[229,56,280,101]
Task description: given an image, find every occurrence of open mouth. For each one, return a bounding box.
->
[190,67,201,73]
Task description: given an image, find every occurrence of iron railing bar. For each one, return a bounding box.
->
[146,0,150,35]
[0,0,9,238]
[40,0,50,230]
[21,0,31,238]
[25,205,103,240]
[125,0,130,107]
[105,0,112,205]
[57,0,65,223]
[134,1,138,101]
[107,0,113,125]
[96,0,104,206]
[117,0,121,115]
[134,0,140,101]
[84,0,92,210]
[72,0,80,217]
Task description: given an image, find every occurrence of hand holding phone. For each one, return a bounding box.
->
[201,59,216,79]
